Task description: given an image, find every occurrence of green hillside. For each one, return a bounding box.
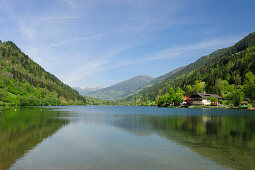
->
[0,41,86,106]
[124,32,255,105]
[87,75,154,100]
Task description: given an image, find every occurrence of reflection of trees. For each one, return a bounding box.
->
[113,114,255,170]
[0,107,68,170]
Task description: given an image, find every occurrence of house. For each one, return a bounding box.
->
[190,93,222,106]
[182,96,193,106]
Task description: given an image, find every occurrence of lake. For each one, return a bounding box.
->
[0,106,255,170]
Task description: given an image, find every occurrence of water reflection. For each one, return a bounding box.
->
[0,107,69,169]
[112,114,255,169]
[1,106,255,170]
[51,106,255,169]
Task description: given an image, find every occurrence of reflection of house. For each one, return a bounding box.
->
[202,115,211,123]
[190,93,222,106]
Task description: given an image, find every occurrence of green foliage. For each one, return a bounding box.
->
[174,92,184,105]
[243,72,255,100]
[193,80,204,93]
[207,97,217,103]
[156,87,184,107]
[230,87,244,106]
[185,84,192,95]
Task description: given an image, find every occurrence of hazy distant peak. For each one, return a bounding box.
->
[73,87,104,95]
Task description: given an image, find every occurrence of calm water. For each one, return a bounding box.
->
[0,106,255,170]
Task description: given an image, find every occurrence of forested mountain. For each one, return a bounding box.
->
[124,32,255,105]
[87,75,154,100]
[0,41,86,106]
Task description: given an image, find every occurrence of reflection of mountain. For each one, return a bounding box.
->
[113,115,153,136]
[112,115,255,170]
[0,107,69,170]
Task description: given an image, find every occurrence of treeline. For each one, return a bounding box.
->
[154,71,255,107]
[123,32,255,107]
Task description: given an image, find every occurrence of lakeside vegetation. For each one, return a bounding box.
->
[122,32,255,108]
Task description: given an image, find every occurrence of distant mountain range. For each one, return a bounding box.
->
[86,75,154,100]
[82,66,187,100]
[73,87,104,95]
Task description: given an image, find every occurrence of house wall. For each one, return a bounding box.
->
[192,99,211,106]
[192,100,202,105]
[202,99,211,105]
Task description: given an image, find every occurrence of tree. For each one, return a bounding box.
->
[215,79,230,97]
[207,97,217,103]
[157,95,169,107]
[243,72,255,100]
[168,87,176,104]
[225,73,231,82]
[192,80,204,93]
[185,84,192,95]
[235,74,241,85]
[230,88,244,106]
[156,87,177,107]
[0,89,6,104]
[174,93,184,106]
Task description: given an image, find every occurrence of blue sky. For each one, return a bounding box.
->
[0,0,255,88]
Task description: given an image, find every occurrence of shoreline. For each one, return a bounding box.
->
[1,104,255,111]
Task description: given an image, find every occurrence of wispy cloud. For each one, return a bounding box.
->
[111,36,240,66]
[50,34,107,47]
[63,0,76,7]
[62,45,131,85]
[27,33,108,56]
[37,16,85,21]
[61,35,240,87]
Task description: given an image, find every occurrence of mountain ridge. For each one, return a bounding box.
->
[87,75,154,100]
[123,32,255,103]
